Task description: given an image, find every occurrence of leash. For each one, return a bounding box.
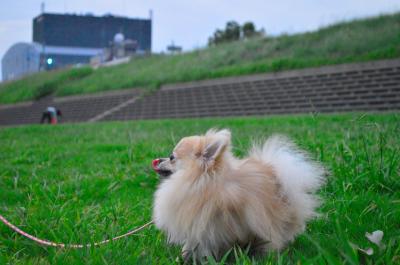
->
[0,213,153,248]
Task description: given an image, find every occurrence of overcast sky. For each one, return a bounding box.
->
[1,0,400,80]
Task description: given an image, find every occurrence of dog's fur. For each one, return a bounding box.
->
[153,129,325,260]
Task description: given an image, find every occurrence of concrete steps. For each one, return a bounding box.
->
[103,59,400,121]
[1,58,399,126]
[0,89,141,126]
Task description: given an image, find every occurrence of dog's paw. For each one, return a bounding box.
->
[181,249,192,264]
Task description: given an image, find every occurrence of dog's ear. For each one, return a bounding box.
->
[203,129,231,163]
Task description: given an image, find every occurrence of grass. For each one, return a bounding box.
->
[0,112,399,264]
[0,67,94,104]
[1,12,400,104]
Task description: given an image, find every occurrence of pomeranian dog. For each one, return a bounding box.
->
[152,129,325,261]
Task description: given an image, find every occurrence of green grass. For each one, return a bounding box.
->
[0,67,94,104]
[0,113,399,264]
[1,12,400,104]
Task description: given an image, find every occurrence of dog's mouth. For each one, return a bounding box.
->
[156,169,173,178]
[152,159,173,178]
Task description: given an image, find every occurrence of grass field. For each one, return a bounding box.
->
[0,113,399,264]
[1,12,400,104]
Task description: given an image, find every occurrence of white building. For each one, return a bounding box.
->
[2,42,102,81]
[1,43,41,81]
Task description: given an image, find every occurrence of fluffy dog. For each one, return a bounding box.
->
[152,129,325,261]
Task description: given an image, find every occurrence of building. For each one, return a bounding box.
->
[33,13,151,50]
[2,12,152,81]
[1,43,41,81]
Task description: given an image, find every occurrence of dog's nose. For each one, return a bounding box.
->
[152,159,160,170]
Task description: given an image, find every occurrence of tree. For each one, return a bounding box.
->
[224,21,241,42]
[242,22,256,38]
[208,22,241,45]
[208,21,265,46]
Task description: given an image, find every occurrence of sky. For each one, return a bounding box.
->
[1,0,400,80]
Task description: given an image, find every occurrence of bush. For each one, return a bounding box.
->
[34,80,58,100]
[63,67,94,80]
[208,21,265,46]
[32,67,94,100]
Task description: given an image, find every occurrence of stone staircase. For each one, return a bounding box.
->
[1,58,399,126]
[0,89,141,126]
[103,59,400,120]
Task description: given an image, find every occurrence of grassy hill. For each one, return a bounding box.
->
[1,12,399,104]
[0,113,399,264]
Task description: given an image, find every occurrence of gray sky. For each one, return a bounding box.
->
[1,0,400,80]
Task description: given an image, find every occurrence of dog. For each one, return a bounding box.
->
[152,129,325,261]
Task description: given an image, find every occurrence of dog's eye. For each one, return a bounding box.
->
[169,154,175,161]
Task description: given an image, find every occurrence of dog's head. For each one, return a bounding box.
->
[152,129,232,179]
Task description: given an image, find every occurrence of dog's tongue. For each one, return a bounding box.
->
[152,159,160,171]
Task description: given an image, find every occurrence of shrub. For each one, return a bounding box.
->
[33,67,94,100]
[63,67,94,80]
[34,80,58,100]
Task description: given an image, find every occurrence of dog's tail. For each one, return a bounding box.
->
[250,135,326,222]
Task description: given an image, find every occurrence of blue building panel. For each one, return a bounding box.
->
[33,13,151,52]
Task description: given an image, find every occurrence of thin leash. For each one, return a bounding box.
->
[0,213,153,248]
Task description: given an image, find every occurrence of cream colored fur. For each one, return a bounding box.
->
[153,129,325,260]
